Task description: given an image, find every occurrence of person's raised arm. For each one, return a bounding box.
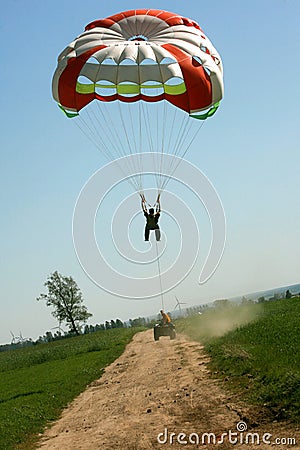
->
[141,194,147,213]
[156,193,161,213]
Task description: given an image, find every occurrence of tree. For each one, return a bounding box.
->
[37,271,92,335]
[115,319,124,328]
[285,289,292,299]
[129,317,147,327]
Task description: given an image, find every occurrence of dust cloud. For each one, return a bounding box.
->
[181,301,263,340]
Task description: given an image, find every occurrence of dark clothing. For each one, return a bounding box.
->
[144,211,160,228]
[145,227,161,241]
[144,211,160,241]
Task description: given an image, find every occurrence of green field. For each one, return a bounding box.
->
[2,298,299,448]
[0,327,144,450]
[177,297,300,422]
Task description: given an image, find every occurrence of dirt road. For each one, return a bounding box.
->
[38,330,300,449]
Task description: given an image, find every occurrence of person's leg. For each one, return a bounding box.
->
[155,228,161,241]
[145,227,150,241]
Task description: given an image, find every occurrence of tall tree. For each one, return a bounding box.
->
[37,271,92,335]
[115,319,124,328]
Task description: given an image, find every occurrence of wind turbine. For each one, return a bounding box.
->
[19,331,29,344]
[174,296,187,315]
[10,331,19,345]
[51,320,64,336]
[10,331,28,345]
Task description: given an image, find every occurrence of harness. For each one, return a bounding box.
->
[146,213,159,229]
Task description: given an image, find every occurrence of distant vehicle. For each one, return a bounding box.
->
[154,322,176,341]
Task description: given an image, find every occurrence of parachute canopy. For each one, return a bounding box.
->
[52,9,223,119]
[52,10,224,197]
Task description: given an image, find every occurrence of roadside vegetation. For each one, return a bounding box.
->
[177,297,300,422]
[0,327,144,450]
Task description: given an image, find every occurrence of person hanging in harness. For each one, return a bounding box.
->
[141,194,161,241]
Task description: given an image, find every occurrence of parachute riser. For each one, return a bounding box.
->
[140,192,161,208]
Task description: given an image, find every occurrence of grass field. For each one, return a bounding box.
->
[2,298,299,448]
[177,297,300,422]
[0,327,144,450]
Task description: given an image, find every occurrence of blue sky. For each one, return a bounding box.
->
[1,0,299,344]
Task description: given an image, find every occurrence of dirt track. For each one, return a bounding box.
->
[38,330,300,449]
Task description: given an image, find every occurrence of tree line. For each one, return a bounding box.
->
[6,270,296,353]
[1,271,156,352]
